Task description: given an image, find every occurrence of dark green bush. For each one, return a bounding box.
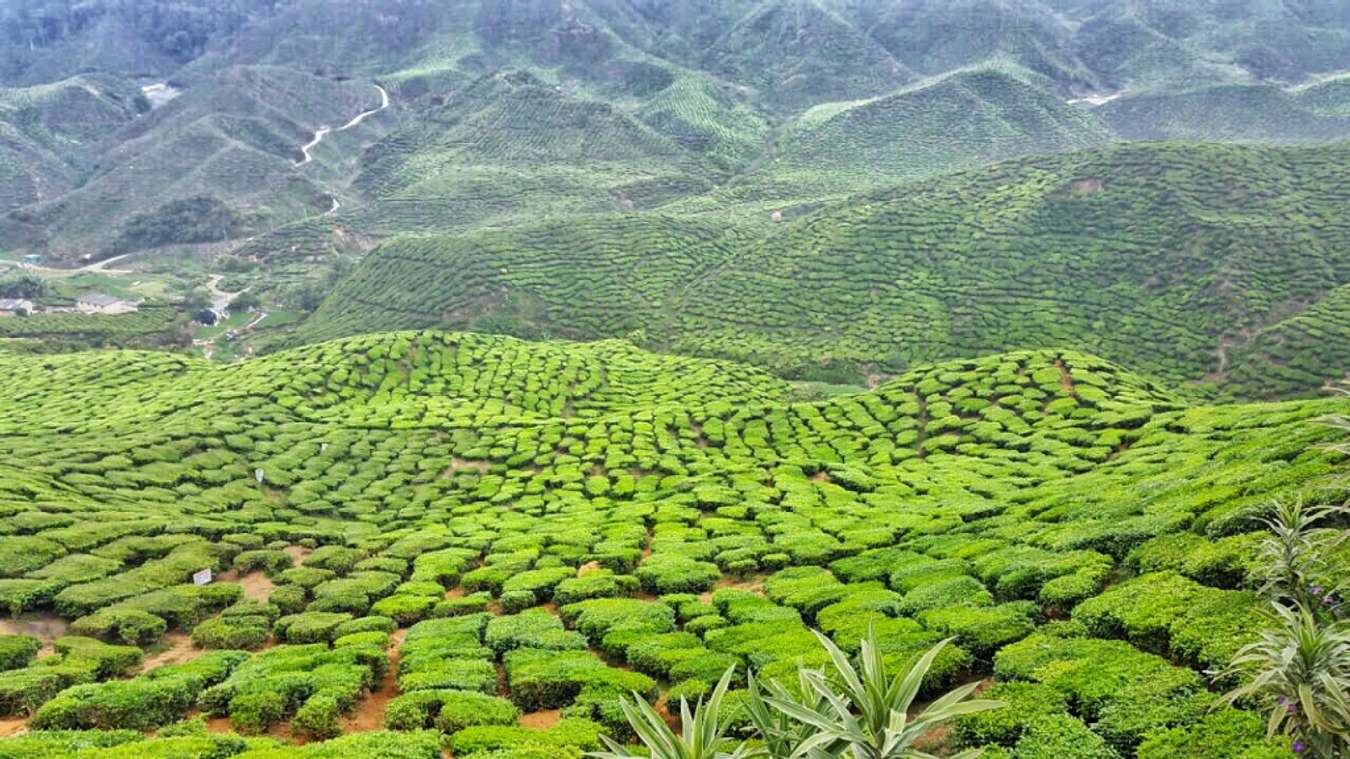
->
[70,608,168,646]
[192,616,269,649]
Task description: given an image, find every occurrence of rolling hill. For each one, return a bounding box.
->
[303,141,1350,399]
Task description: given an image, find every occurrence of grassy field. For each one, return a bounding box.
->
[0,331,1340,756]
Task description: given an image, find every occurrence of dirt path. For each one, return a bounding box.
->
[220,569,276,602]
[0,614,68,658]
[205,275,244,313]
[284,545,314,564]
[1283,69,1350,93]
[197,275,249,360]
[0,717,28,737]
[1066,91,1124,106]
[297,83,390,165]
[342,628,405,732]
[1053,358,1077,396]
[519,709,562,730]
[77,253,133,273]
[1209,337,1237,383]
[140,632,202,673]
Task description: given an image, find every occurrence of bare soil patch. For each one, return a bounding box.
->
[1070,178,1104,194]
[1053,359,1076,395]
[700,574,766,604]
[342,628,405,732]
[140,632,202,673]
[219,570,276,602]
[284,545,314,564]
[654,694,677,729]
[0,717,28,737]
[445,458,490,476]
[577,561,603,576]
[0,614,67,657]
[519,709,562,730]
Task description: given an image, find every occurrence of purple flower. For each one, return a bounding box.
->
[1312,586,1325,596]
[1293,739,1306,754]
[1288,701,1299,714]
[1325,594,1338,607]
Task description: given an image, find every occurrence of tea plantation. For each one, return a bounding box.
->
[0,329,1340,756]
[304,141,1350,399]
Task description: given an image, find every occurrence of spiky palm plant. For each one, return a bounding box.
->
[1220,603,1350,758]
[1254,499,1347,613]
[745,666,835,759]
[589,665,760,759]
[761,629,1004,759]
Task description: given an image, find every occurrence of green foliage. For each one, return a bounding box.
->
[448,718,604,756]
[752,628,1004,759]
[592,666,750,759]
[0,332,1341,753]
[1137,708,1293,759]
[0,636,40,672]
[383,689,519,733]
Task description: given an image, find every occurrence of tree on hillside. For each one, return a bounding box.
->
[0,270,48,300]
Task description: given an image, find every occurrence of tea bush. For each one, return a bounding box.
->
[0,335,1343,753]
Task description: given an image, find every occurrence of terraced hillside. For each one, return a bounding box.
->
[304,141,1350,399]
[745,67,1114,192]
[4,0,1350,267]
[0,331,1342,757]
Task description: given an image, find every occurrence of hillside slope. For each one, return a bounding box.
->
[4,0,1350,266]
[307,141,1350,398]
[748,67,1114,191]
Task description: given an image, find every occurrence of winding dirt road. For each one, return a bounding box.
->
[297,83,390,165]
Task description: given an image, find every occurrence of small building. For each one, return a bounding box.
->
[0,298,32,317]
[20,254,42,266]
[76,293,137,315]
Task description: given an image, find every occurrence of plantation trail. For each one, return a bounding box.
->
[0,614,67,657]
[197,275,247,360]
[0,716,27,737]
[140,632,203,672]
[653,693,680,731]
[1208,336,1240,383]
[206,275,243,314]
[1053,358,1077,396]
[285,545,315,564]
[342,628,406,732]
[219,568,276,602]
[699,574,766,604]
[1066,91,1124,106]
[518,709,561,730]
[76,252,133,274]
[1283,69,1350,93]
[910,676,993,752]
[297,83,390,165]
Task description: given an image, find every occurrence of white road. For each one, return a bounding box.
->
[297,83,390,165]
